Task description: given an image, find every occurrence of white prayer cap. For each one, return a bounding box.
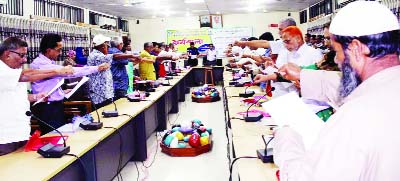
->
[330,1,399,37]
[92,34,111,46]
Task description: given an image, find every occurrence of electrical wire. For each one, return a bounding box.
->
[66,154,88,181]
[229,156,258,181]
[104,126,124,181]
[134,162,140,181]
[142,132,159,168]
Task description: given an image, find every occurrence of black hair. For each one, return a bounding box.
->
[40,33,62,54]
[259,32,274,41]
[333,29,400,59]
[144,42,152,49]
[247,37,259,41]
[0,37,28,56]
[190,42,195,46]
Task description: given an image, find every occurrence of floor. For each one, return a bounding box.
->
[115,86,230,181]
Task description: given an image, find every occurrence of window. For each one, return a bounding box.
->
[0,0,23,16]
[33,0,84,24]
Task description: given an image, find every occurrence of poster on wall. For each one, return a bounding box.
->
[166,29,212,53]
[166,27,252,58]
[200,15,211,28]
[211,15,223,29]
[210,27,253,58]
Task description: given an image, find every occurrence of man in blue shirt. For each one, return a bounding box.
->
[108,36,130,99]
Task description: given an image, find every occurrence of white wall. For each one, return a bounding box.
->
[129,11,307,52]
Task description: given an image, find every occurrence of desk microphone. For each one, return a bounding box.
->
[243,87,275,122]
[257,135,274,163]
[79,94,103,130]
[90,90,119,118]
[26,111,70,158]
[239,83,255,98]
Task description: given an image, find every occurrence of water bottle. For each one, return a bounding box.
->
[260,82,266,92]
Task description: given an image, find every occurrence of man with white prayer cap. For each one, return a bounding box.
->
[273,1,400,180]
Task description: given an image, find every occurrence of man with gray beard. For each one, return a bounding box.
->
[272,1,400,180]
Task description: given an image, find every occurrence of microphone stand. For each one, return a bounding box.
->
[243,87,275,122]
[90,90,119,118]
[79,94,103,130]
[26,111,70,158]
[256,135,274,163]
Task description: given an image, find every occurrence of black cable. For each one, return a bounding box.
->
[104,126,124,181]
[229,156,258,181]
[222,86,232,169]
[134,162,140,181]
[230,117,245,120]
[66,154,88,181]
[142,132,159,168]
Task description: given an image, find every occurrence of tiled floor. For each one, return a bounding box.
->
[115,87,230,181]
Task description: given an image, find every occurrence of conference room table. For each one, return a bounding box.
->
[222,70,279,181]
[0,68,194,181]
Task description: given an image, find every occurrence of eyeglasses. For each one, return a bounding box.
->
[282,39,291,44]
[324,37,331,40]
[52,48,63,52]
[9,50,27,58]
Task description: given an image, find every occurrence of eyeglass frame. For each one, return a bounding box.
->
[9,50,27,58]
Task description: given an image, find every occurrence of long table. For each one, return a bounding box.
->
[0,69,191,181]
[222,70,279,181]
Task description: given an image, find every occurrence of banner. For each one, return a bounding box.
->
[167,27,252,58]
[167,29,212,53]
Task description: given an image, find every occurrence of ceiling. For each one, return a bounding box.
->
[60,0,322,19]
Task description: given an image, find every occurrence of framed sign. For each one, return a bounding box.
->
[200,15,211,28]
[211,15,223,28]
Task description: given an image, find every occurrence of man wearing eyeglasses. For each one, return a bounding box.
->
[0,37,75,156]
[30,33,111,134]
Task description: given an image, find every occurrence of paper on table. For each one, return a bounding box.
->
[262,92,324,149]
[32,78,65,106]
[65,76,89,99]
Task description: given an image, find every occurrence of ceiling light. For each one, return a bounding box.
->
[106,3,118,6]
[247,6,258,12]
[216,11,221,14]
[123,4,133,7]
[186,12,190,17]
[263,9,268,13]
[184,0,204,4]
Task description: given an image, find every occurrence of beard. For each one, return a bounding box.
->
[339,53,362,98]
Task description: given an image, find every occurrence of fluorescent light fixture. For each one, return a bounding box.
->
[216,11,221,14]
[191,9,208,13]
[123,4,133,7]
[184,0,204,4]
[106,3,118,6]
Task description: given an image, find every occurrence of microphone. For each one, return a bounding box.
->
[90,90,119,118]
[243,87,275,122]
[79,93,103,130]
[25,111,70,158]
[256,135,274,163]
[238,83,255,98]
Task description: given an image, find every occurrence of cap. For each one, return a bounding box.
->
[92,34,111,46]
[330,1,399,37]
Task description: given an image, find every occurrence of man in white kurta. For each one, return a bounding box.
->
[273,2,400,180]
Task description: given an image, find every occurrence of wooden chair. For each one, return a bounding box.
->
[64,101,92,117]
[204,67,215,86]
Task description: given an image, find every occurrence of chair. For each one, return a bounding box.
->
[204,67,215,86]
[64,101,92,119]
